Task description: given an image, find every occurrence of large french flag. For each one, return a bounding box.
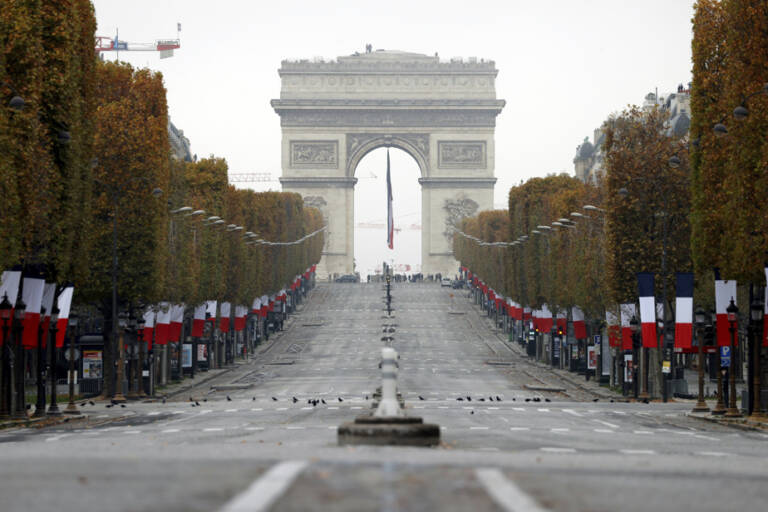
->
[620,303,636,350]
[22,274,45,348]
[540,304,553,332]
[234,306,247,331]
[606,308,620,347]
[169,304,184,342]
[386,149,394,250]
[523,307,531,325]
[251,297,262,315]
[143,310,155,351]
[572,306,587,339]
[219,302,231,332]
[192,304,206,337]
[55,286,74,348]
[637,272,657,348]
[155,303,171,346]
[764,266,768,347]
[260,295,269,318]
[674,272,694,349]
[0,269,22,346]
[715,278,737,347]
[40,283,56,348]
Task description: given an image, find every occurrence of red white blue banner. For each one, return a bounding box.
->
[674,272,694,349]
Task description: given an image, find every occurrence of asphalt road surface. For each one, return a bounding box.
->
[1,282,767,512]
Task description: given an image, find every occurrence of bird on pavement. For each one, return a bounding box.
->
[524,398,531,402]
[272,397,278,401]
[478,398,486,402]
[457,397,464,401]
[106,404,113,408]
[496,396,502,402]
[252,397,256,401]
[592,398,599,402]
[338,397,343,402]
[120,404,126,408]
[226,395,232,401]
[81,402,87,407]
[292,397,298,403]
[470,410,474,415]
[195,401,200,406]
[364,395,369,400]
[466,396,472,401]
[544,398,551,402]
[162,397,167,404]
[610,399,615,403]
[189,397,193,402]
[89,400,95,406]
[321,399,326,405]
[418,396,425,400]
[488,397,494,402]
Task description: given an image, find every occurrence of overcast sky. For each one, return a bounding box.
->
[93,0,695,271]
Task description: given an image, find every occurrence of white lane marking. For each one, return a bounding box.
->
[276,407,288,411]
[96,414,109,418]
[245,427,263,431]
[350,406,362,410]
[162,429,180,434]
[634,430,653,435]
[251,408,262,412]
[218,460,308,512]
[45,434,70,442]
[301,407,312,410]
[562,409,582,417]
[476,467,548,512]
[226,409,238,413]
[551,428,570,433]
[123,430,141,434]
[513,407,525,412]
[510,427,530,431]
[620,449,655,455]
[594,429,614,433]
[470,426,489,430]
[438,406,448,409]
[540,447,576,453]
[148,412,161,416]
[593,419,620,429]
[328,407,339,410]
[698,451,729,457]
[414,406,425,409]
[613,411,627,415]
[488,407,499,410]
[204,428,224,432]
[694,435,719,441]
[537,408,550,412]
[440,426,448,431]
[286,426,305,430]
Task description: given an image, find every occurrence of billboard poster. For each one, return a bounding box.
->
[182,343,192,368]
[82,350,103,379]
[624,354,633,382]
[587,346,597,370]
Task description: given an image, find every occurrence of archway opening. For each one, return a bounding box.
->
[353,147,422,281]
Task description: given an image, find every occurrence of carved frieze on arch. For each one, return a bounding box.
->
[345,133,429,178]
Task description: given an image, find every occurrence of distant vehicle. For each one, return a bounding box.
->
[440,277,452,287]
[451,280,464,289]
[336,274,358,283]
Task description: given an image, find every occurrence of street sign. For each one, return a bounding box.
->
[720,346,731,367]
[662,360,671,374]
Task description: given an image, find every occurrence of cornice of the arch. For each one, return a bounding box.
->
[345,133,429,178]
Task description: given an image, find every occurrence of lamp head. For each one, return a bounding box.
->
[726,298,738,322]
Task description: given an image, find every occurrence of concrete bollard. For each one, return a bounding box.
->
[375,348,403,417]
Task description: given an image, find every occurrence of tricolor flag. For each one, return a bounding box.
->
[386,149,394,250]
[620,303,637,350]
[572,306,586,339]
[234,306,247,331]
[674,272,694,349]
[40,283,56,348]
[219,302,231,332]
[523,306,532,324]
[155,303,171,345]
[0,268,22,345]
[205,300,217,323]
[715,277,737,347]
[55,286,74,348]
[251,297,262,315]
[22,273,45,348]
[192,304,206,337]
[637,272,657,349]
[764,265,768,348]
[606,308,620,348]
[260,295,269,318]
[143,310,155,350]
[169,304,184,342]
[556,311,567,335]
[540,304,553,332]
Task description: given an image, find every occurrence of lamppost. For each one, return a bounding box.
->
[629,315,640,399]
[32,304,48,418]
[725,298,741,417]
[749,296,764,418]
[692,307,710,413]
[46,303,61,416]
[0,293,13,418]
[63,312,80,414]
[126,312,139,400]
[113,310,128,403]
[12,292,27,419]
[136,314,146,398]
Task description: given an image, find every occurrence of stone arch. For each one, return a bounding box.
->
[345,134,429,178]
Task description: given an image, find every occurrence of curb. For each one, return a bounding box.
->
[687,413,768,433]
[0,413,88,431]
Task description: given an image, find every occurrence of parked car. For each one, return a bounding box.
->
[336,274,358,283]
[451,279,465,289]
[440,277,452,287]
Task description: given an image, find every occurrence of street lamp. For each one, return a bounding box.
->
[629,315,640,398]
[12,293,27,419]
[114,310,129,403]
[692,307,710,413]
[725,298,741,417]
[0,293,12,418]
[46,303,61,416]
[749,296,764,418]
[136,314,146,398]
[63,312,80,414]
[126,312,139,400]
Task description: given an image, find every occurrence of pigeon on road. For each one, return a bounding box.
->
[226,395,232,401]
[272,397,278,401]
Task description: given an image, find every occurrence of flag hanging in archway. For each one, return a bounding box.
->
[386,149,394,250]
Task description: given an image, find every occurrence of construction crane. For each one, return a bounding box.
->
[95,24,181,59]
[228,173,276,183]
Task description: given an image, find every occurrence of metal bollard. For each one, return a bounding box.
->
[374,347,402,417]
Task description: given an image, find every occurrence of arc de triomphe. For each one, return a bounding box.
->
[272,50,505,278]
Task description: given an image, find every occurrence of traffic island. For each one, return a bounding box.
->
[338,415,440,447]
[338,347,440,447]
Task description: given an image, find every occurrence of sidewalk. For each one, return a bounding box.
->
[689,410,768,432]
